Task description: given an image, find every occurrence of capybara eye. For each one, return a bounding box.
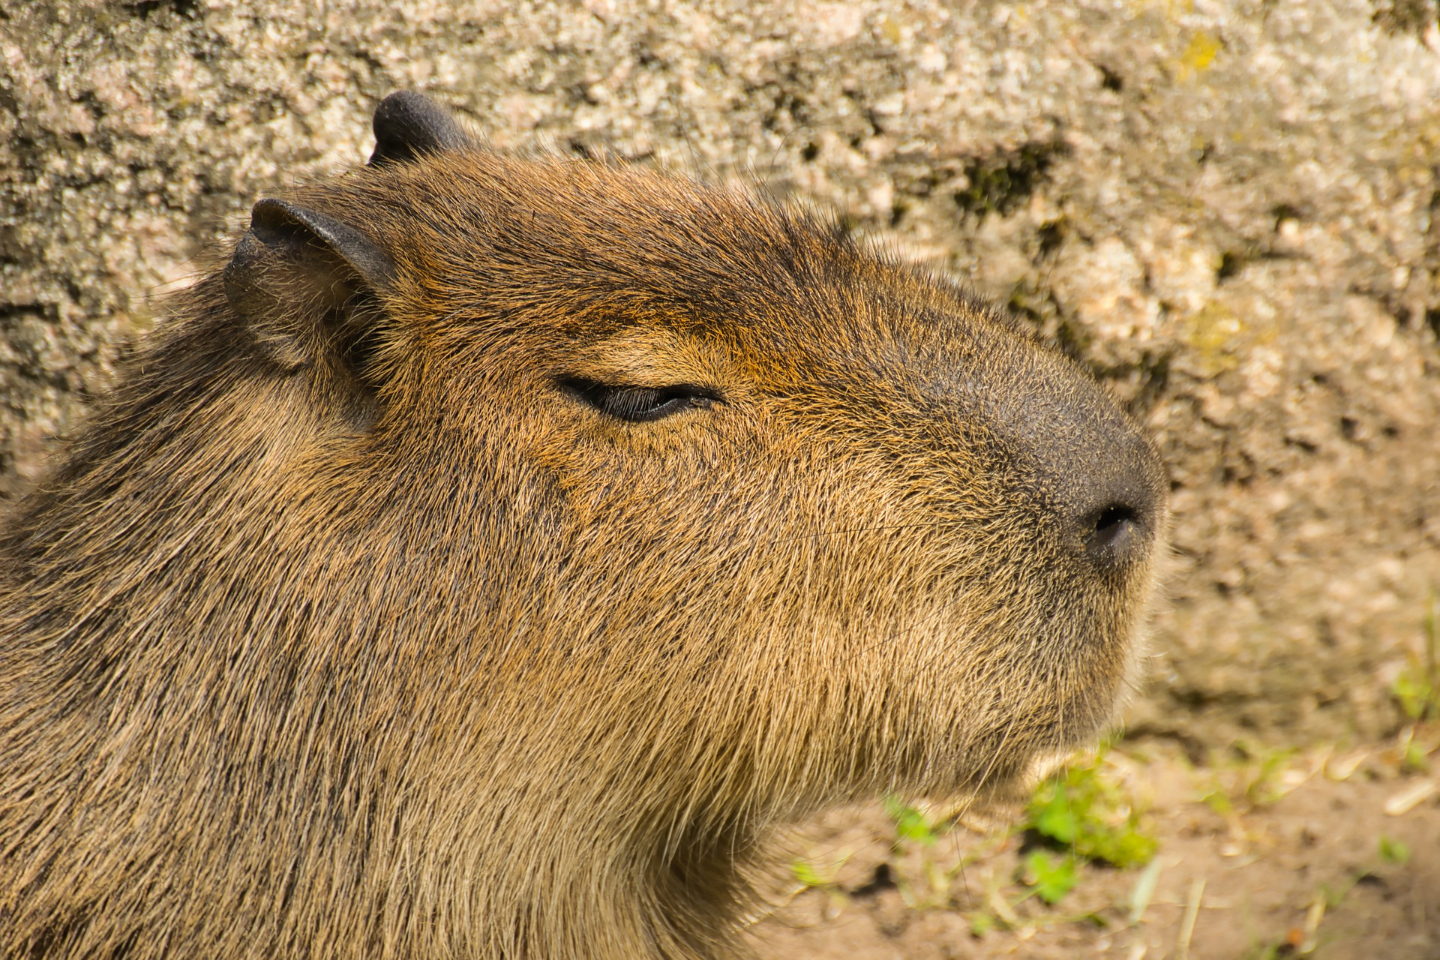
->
[560,377,722,423]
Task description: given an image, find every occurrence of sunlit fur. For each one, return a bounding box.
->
[0,131,1167,959]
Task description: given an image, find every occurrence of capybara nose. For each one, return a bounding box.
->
[972,349,1167,573]
[1077,493,1153,570]
[1065,441,1166,572]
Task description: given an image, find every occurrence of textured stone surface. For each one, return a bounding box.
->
[3,0,1439,745]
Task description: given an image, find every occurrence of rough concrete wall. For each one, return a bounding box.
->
[3,0,1438,746]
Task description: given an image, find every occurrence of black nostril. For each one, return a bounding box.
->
[1083,502,1143,566]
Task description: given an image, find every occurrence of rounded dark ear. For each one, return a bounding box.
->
[224,199,397,423]
[369,91,473,166]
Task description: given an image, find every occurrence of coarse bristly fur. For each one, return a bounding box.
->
[0,92,1168,960]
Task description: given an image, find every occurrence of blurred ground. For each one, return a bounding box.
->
[752,728,1440,959]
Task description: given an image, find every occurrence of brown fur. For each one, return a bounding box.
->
[0,94,1167,959]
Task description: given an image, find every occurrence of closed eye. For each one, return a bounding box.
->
[559,377,723,423]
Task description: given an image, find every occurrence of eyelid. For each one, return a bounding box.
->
[558,377,723,423]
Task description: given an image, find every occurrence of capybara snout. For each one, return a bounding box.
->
[945,328,1168,574]
[0,91,1167,960]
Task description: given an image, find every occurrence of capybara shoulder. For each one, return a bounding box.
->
[0,92,1167,960]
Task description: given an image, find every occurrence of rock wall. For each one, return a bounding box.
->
[4,0,1439,745]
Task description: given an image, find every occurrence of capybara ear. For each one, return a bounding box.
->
[224,198,396,420]
[369,90,473,166]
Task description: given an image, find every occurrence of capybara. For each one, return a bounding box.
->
[0,91,1168,960]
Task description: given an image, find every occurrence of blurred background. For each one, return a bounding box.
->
[2,1,1437,956]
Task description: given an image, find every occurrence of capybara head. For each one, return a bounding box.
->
[0,92,1167,960]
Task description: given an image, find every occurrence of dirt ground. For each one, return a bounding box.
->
[749,726,1440,960]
